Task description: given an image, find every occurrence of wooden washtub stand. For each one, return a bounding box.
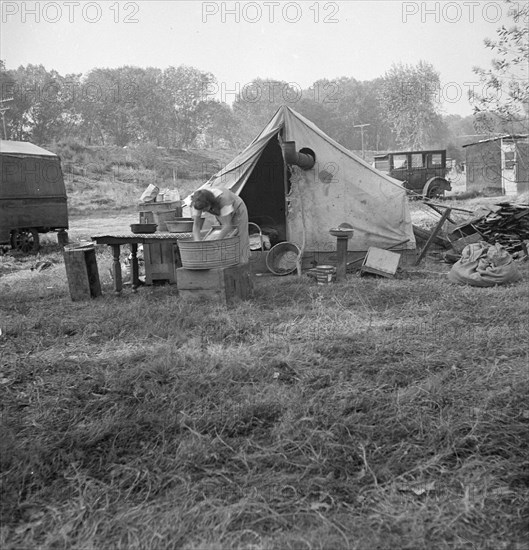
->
[91,232,192,293]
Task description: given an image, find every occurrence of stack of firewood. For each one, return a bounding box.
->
[472,203,529,253]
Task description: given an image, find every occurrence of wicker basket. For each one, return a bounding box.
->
[178,236,240,270]
[266,242,301,275]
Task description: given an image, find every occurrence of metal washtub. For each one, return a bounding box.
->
[178,236,241,269]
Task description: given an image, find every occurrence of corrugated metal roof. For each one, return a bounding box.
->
[462,134,529,147]
[0,140,57,157]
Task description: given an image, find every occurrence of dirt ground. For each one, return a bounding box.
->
[30,191,526,248]
[39,210,139,246]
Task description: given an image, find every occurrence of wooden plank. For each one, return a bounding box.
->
[415,209,452,265]
[425,202,456,224]
[223,264,253,301]
[63,248,101,301]
[85,249,102,298]
[64,249,91,301]
[413,225,451,248]
[423,200,472,214]
[176,267,223,290]
[137,201,182,213]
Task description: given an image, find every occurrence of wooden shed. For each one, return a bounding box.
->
[463,134,529,195]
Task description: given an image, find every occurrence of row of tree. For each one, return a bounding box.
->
[0,61,469,155]
[0,2,526,157]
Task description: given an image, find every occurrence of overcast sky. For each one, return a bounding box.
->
[1,0,519,116]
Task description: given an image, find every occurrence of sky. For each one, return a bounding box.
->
[0,0,522,117]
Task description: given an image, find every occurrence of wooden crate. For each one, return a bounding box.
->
[138,201,182,228]
[63,245,102,301]
[360,247,401,278]
[144,242,180,284]
[139,202,183,284]
[449,233,482,254]
[177,264,253,305]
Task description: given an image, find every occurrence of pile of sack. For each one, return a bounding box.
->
[448,241,522,287]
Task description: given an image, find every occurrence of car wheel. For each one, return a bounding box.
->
[427,186,443,199]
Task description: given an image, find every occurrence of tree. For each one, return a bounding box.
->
[194,100,240,148]
[79,67,144,146]
[0,60,16,139]
[470,0,529,134]
[380,61,443,149]
[306,77,364,148]
[0,64,75,143]
[307,77,398,152]
[232,78,303,143]
[162,65,217,148]
[123,67,171,145]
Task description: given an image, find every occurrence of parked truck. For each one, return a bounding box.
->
[373,149,452,198]
[1,140,68,253]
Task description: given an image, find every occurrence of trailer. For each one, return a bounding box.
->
[0,140,68,252]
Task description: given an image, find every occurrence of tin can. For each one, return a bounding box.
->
[316,265,336,285]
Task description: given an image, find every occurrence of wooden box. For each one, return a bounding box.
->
[144,242,180,284]
[176,264,253,305]
[138,201,183,229]
[360,247,401,278]
[63,245,102,301]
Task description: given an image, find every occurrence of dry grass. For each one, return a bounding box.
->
[55,142,235,214]
[64,175,203,214]
[1,237,528,550]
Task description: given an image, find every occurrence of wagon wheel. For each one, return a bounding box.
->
[11,229,40,253]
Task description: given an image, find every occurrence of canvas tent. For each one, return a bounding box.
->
[190,106,415,255]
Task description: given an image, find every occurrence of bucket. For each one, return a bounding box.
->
[316,265,336,285]
[153,209,178,231]
[178,236,240,269]
[266,242,301,275]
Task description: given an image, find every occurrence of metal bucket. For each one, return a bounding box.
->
[266,242,301,275]
[316,265,336,285]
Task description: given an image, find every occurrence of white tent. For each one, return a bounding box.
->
[194,106,415,253]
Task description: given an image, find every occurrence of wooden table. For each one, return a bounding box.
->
[92,232,192,293]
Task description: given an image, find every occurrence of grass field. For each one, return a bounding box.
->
[1,142,528,548]
[1,213,528,549]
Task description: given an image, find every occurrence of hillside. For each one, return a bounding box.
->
[46,140,240,214]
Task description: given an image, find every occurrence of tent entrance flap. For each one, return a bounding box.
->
[239,137,287,242]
